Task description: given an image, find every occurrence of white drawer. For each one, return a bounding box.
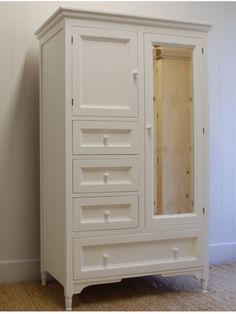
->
[73,231,202,280]
[73,159,139,193]
[72,195,138,231]
[73,121,139,155]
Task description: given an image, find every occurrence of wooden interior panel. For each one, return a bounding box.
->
[154,46,194,215]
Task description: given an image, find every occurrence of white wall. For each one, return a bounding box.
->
[0,1,236,282]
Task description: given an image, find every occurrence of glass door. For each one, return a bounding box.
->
[145,33,205,225]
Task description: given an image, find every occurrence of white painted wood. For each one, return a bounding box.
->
[64,17,75,303]
[72,266,208,297]
[41,271,47,285]
[201,279,208,292]
[73,230,202,280]
[72,195,138,231]
[73,278,122,294]
[35,7,211,38]
[73,120,139,155]
[40,27,66,286]
[38,7,210,310]
[73,159,139,193]
[72,27,138,117]
[71,218,205,239]
[65,295,72,311]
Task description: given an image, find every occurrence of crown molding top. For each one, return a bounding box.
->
[35,7,212,39]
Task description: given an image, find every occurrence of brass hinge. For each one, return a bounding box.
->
[203,127,205,134]
[71,98,74,106]
[202,48,204,54]
[203,207,205,214]
[71,36,73,44]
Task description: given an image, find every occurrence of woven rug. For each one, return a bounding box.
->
[0,262,236,311]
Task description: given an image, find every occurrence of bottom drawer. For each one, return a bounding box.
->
[73,231,202,280]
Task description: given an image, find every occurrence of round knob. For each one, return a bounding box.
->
[132,70,138,79]
[103,134,109,145]
[172,247,179,258]
[103,253,109,266]
[103,172,110,183]
[146,124,153,132]
[104,210,111,221]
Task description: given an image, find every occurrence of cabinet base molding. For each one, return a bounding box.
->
[73,278,122,294]
[41,266,209,310]
[68,266,208,310]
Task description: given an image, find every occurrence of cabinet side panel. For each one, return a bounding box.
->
[41,29,66,285]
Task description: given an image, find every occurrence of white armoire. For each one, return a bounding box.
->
[36,7,211,310]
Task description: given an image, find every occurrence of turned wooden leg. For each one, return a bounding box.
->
[41,271,47,286]
[201,279,208,292]
[65,294,73,311]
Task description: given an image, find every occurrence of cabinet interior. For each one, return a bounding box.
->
[153,45,194,216]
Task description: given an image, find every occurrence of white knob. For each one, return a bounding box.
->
[103,253,109,266]
[146,124,153,131]
[132,70,138,79]
[103,134,109,145]
[172,247,179,258]
[103,172,110,183]
[104,210,111,221]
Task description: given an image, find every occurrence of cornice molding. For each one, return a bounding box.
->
[35,7,212,39]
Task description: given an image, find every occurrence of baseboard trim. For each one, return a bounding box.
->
[209,242,236,264]
[0,258,40,283]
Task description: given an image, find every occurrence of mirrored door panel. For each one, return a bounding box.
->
[145,33,204,225]
[153,46,194,216]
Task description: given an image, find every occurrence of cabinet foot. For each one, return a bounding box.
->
[65,295,73,311]
[201,279,208,292]
[41,271,47,286]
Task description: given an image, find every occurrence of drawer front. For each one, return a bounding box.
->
[73,231,202,280]
[72,121,139,155]
[73,159,139,193]
[72,195,138,231]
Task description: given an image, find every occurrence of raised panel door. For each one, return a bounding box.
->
[72,27,138,117]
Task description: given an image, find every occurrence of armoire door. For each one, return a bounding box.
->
[144,33,206,226]
[72,27,138,117]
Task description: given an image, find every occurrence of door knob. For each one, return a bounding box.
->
[132,70,138,79]
[104,210,111,221]
[103,134,109,145]
[103,253,109,266]
[172,247,180,259]
[103,172,110,183]
[146,124,153,132]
